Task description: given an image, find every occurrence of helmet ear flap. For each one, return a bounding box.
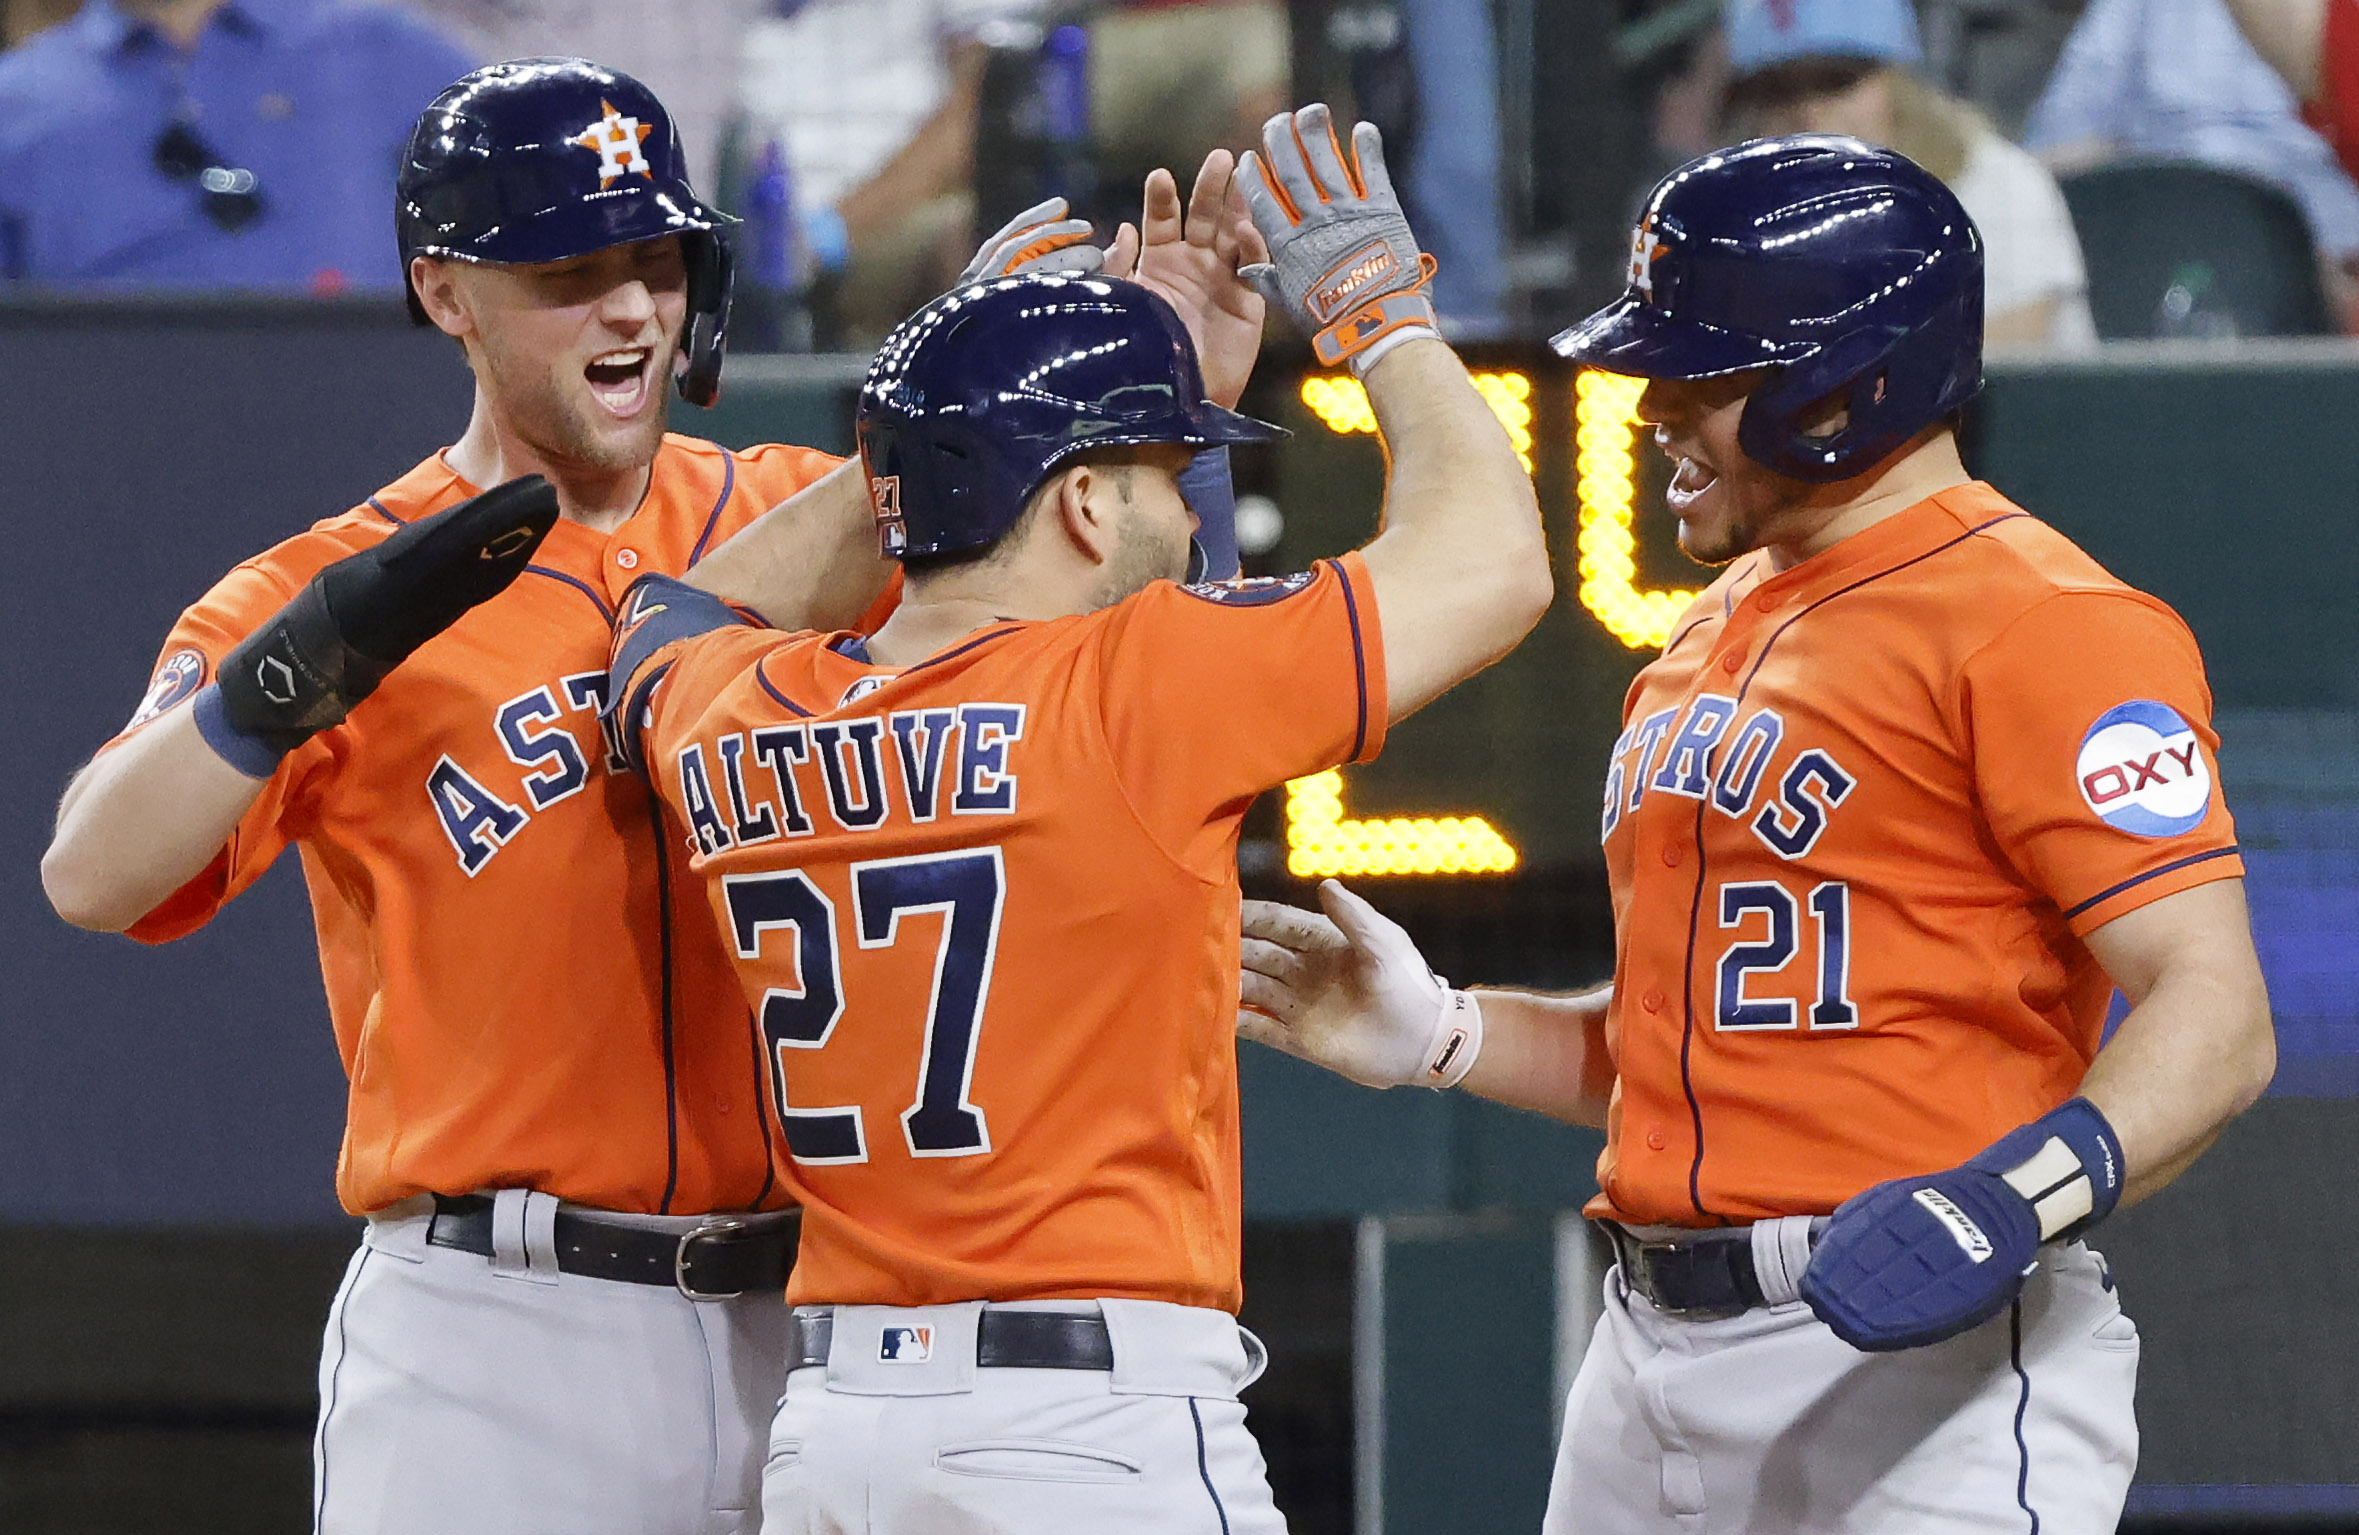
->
[1738,327,1902,482]
[677,232,734,407]
[1736,282,1983,483]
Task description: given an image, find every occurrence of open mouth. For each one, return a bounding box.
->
[1666,454,1719,514]
[585,346,653,418]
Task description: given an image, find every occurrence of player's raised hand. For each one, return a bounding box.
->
[207,476,559,767]
[1237,104,1438,375]
[1238,881,1482,1090]
[1102,151,1268,409]
[958,198,1104,285]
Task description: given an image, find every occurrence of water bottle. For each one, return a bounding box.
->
[2152,261,2238,340]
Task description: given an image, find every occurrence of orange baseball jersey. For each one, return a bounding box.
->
[619,557,1386,1311]
[113,434,845,1216]
[1594,482,2241,1227]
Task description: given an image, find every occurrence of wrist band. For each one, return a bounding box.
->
[1423,988,1483,1090]
[1315,289,1441,373]
[1986,1097,2125,1241]
[192,682,290,779]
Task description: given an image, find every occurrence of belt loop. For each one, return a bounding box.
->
[1237,1324,1270,1392]
[1749,1215,1815,1307]
[490,1190,562,1286]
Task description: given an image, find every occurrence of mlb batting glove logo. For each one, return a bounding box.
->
[878,1326,934,1363]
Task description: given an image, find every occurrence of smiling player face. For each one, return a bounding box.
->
[446,236,689,475]
[1636,370,1825,566]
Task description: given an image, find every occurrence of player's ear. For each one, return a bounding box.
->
[1053,464,1123,567]
[411,256,475,340]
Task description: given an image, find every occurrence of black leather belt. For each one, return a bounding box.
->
[426,1194,795,1300]
[787,1309,1116,1371]
[1605,1221,1804,1317]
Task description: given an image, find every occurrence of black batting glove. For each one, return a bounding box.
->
[204,475,559,769]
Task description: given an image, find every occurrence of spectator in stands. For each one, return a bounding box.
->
[2224,0,2359,188]
[1721,0,2097,346]
[2025,0,2359,318]
[0,0,474,291]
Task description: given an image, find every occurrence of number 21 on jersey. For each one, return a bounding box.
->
[720,849,1004,1164]
[1714,879,1857,1031]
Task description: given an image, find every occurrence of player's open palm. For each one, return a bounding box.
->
[1240,881,1469,1090]
[1104,150,1266,409]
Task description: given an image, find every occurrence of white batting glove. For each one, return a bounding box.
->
[1238,880,1483,1091]
[958,198,1105,285]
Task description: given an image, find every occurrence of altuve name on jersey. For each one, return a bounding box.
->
[672,703,1026,857]
[1602,691,1856,857]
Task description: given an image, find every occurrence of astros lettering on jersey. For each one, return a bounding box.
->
[618,556,1386,1310]
[114,435,844,1216]
[1595,482,2240,1226]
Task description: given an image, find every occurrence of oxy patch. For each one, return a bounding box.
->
[2076,700,2209,837]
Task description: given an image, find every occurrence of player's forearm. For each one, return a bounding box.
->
[1356,338,1553,718]
[2079,885,2276,1209]
[688,460,894,630]
[1458,984,1615,1127]
[42,703,265,932]
[2080,974,2273,1208]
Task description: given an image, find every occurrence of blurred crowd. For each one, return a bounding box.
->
[6,0,2359,346]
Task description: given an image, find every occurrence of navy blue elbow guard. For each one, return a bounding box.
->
[1799,1098,2125,1352]
[604,574,759,776]
[1177,446,1239,583]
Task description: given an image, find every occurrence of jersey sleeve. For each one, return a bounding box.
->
[1091,553,1388,831]
[1958,589,2242,937]
[111,557,344,944]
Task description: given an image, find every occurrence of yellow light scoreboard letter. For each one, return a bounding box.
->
[1574,369,1698,651]
[1281,364,1699,877]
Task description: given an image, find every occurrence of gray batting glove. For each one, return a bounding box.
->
[1237,104,1439,375]
[958,198,1105,286]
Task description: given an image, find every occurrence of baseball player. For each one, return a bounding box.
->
[35,57,1253,1535]
[1239,135,2275,1533]
[602,104,1550,1531]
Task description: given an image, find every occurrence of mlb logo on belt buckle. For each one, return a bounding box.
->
[878,1326,934,1363]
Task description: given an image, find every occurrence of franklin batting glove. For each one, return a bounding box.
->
[1800,1097,2126,1352]
[1237,104,1439,375]
[195,475,559,775]
[959,198,1105,286]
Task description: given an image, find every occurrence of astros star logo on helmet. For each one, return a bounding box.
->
[1627,215,1670,298]
[574,99,655,187]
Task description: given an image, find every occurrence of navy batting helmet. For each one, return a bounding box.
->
[397,58,737,406]
[1553,135,1983,483]
[858,275,1286,562]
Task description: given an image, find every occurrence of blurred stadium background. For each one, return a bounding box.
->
[6,0,2359,1530]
